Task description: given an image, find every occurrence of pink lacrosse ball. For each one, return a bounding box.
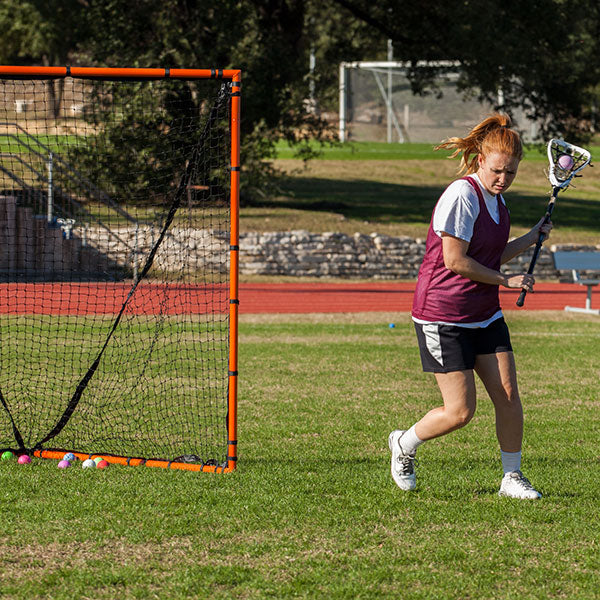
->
[58,459,71,469]
[17,455,31,465]
[558,154,574,170]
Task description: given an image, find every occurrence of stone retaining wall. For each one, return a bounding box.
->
[5,192,595,281]
[83,226,599,281]
[239,230,600,281]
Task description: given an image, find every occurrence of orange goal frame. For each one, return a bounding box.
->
[0,65,240,473]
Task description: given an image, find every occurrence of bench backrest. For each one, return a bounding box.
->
[553,251,600,271]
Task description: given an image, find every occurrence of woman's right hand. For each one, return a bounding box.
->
[503,273,535,291]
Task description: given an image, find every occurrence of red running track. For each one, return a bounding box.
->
[0,283,228,315]
[238,282,594,313]
[0,281,593,314]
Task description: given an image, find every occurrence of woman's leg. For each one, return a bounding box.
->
[474,351,522,452]
[389,369,477,491]
[475,351,541,499]
[413,369,478,441]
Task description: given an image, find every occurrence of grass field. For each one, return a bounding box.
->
[274,139,600,161]
[1,312,599,599]
[0,134,74,154]
[3,135,598,245]
[0,314,229,463]
[1,142,599,598]
[240,141,600,245]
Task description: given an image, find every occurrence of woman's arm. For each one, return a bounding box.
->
[442,234,535,290]
[501,218,553,264]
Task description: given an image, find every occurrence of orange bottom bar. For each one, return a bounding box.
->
[33,449,232,473]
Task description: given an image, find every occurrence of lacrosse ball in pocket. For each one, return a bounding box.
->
[558,154,574,170]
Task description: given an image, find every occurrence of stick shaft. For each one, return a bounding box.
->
[516,188,559,307]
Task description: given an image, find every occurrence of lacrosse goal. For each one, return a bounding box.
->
[0,66,240,472]
[339,61,538,143]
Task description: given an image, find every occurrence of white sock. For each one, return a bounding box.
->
[501,450,522,474]
[399,425,424,455]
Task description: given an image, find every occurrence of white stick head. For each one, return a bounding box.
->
[547,139,591,189]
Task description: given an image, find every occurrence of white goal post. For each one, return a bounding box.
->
[339,61,537,144]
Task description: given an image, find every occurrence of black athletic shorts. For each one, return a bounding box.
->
[414,317,513,373]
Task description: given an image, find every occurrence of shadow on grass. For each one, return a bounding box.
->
[239,456,383,469]
[249,176,600,232]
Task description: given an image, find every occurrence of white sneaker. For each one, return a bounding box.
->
[388,430,416,491]
[498,470,542,499]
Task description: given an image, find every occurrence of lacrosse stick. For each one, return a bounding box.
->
[516,139,592,307]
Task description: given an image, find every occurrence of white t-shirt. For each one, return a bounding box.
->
[413,173,506,328]
[432,173,506,242]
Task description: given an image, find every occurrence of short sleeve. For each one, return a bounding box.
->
[432,180,481,242]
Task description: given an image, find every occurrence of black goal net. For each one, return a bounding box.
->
[0,67,239,471]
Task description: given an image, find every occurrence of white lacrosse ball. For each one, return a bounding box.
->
[558,154,574,170]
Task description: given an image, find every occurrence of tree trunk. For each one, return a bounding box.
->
[46,79,65,119]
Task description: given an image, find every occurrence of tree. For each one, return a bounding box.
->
[1,0,598,202]
[329,0,600,141]
[0,0,90,117]
[76,0,322,199]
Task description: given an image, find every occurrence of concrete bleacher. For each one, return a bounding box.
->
[0,194,116,280]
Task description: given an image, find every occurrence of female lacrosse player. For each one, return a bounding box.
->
[389,114,552,499]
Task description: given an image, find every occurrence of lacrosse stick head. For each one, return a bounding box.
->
[547,139,591,189]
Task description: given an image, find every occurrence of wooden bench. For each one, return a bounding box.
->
[553,251,600,315]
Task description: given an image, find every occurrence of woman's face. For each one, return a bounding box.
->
[477,151,520,195]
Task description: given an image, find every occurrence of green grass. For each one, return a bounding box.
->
[0,134,75,154]
[274,139,600,162]
[275,140,456,160]
[1,312,599,599]
[242,141,599,246]
[0,315,229,462]
[240,157,600,245]
[2,135,598,246]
